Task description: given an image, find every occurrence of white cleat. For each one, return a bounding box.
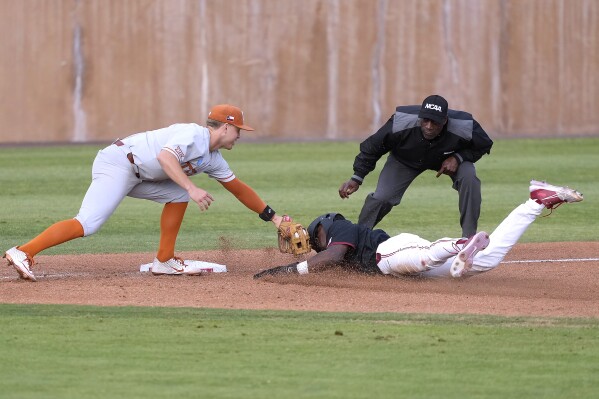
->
[530,180,583,210]
[4,247,37,282]
[450,232,490,278]
[151,257,185,275]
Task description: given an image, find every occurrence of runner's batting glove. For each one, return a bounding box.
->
[253,263,299,279]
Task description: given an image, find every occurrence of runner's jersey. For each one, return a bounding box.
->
[326,219,390,274]
[120,123,235,182]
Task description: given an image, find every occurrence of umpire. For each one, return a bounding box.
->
[339,95,493,238]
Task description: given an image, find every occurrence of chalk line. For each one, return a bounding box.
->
[501,258,599,264]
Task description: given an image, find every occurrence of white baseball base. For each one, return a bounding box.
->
[140,260,227,274]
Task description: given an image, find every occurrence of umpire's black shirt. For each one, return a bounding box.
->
[352,105,493,180]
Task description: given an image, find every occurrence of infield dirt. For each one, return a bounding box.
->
[1,242,598,318]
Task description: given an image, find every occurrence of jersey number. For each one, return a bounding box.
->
[181,162,197,176]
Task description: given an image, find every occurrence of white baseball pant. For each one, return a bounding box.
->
[376,199,545,278]
[75,145,189,236]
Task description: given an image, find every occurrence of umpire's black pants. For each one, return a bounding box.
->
[357,154,481,238]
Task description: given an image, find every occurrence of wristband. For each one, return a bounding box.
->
[350,175,363,185]
[259,205,275,221]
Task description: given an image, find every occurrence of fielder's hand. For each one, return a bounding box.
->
[188,186,214,211]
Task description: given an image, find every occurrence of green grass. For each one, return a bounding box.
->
[1,304,598,399]
[1,139,598,398]
[0,138,598,253]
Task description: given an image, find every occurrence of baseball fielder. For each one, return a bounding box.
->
[254,180,583,279]
[5,104,289,281]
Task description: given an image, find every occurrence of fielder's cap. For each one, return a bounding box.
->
[208,104,254,131]
[418,94,448,124]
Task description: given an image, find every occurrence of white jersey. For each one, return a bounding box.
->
[120,123,235,182]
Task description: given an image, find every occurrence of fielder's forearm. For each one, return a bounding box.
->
[221,178,283,227]
[157,150,195,192]
[220,178,266,213]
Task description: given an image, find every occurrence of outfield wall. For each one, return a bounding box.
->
[1,0,597,143]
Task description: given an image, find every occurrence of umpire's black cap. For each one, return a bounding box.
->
[418,94,448,124]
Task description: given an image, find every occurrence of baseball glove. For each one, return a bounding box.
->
[278,220,311,255]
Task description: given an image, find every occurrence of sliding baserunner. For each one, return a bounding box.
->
[254,180,583,280]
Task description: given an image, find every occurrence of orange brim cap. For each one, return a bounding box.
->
[208,104,254,131]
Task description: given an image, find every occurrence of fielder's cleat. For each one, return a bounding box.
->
[4,247,36,282]
[450,232,490,278]
[151,257,185,275]
[530,180,583,210]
